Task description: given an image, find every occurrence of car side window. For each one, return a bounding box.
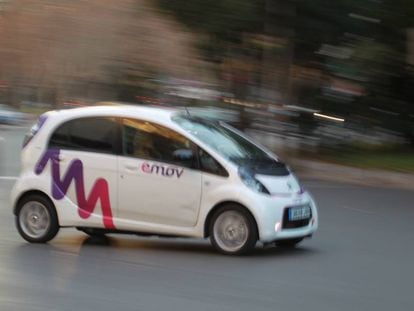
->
[198,148,228,177]
[122,118,195,168]
[49,122,71,149]
[49,117,119,154]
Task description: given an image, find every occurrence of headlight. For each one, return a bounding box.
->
[238,167,270,195]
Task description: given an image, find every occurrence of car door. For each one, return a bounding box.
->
[118,118,202,227]
[46,116,120,229]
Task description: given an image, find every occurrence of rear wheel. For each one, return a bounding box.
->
[15,194,59,243]
[210,204,258,255]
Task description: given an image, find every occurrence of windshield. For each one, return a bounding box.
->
[173,116,272,160]
[173,116,289,176]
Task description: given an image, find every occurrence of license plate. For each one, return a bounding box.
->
[288,205,311,221]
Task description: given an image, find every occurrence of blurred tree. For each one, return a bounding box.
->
[295,0,414,144]
[157,0,265,62]
[0,0,209,106]
[157,0,266,131]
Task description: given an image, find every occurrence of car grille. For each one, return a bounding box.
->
[282,206,312,229]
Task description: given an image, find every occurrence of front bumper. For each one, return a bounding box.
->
[245,191,319,243]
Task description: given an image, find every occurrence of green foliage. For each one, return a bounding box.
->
[158,0,263,36]
[157,0,414,142]
[296,0,413,142]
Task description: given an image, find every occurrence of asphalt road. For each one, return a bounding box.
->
[0,127,414,311]
[0,125,26,176]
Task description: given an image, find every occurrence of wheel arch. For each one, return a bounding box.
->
[203,201,259,238]
[13,190,55,215]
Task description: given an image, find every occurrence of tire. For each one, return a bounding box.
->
[275,237,304,248]
[209,204,258,255]
[15,194,59,243]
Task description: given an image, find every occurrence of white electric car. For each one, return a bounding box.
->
[11,104,318,255]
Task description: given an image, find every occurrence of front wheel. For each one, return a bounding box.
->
[210,204,258,255]
[15,194,59,243]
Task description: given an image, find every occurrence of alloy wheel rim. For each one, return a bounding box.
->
[213,210,249,252]
[19,201,50,239]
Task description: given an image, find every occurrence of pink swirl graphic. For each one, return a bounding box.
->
[35,149,115,229]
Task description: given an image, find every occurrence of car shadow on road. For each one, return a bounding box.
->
[79,234,320,258]
[81,235,218,255]
[250,244,320,257]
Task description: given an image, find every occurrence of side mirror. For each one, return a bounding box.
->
[173,149,195,167]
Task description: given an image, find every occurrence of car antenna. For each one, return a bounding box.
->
[185,106,191,117]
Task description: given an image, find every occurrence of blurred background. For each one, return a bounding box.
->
[0,0,413,177]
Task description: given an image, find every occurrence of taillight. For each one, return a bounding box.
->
[22,114,48,148]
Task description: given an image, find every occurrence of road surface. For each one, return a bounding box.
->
[0,127,413,311]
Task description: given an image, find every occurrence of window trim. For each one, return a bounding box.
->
[48,115,230,176]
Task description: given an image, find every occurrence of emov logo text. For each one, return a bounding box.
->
[141,162,184,178]
[35,149,115,229]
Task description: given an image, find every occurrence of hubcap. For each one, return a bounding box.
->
[19,201,50,239]
[213,210,249,252]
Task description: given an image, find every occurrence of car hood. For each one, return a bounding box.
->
[255,173,301,194]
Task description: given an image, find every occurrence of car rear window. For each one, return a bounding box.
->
[49,117,119,154]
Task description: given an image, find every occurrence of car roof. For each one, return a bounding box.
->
[48,103,180,126]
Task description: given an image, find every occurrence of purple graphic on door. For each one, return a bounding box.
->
[35,149,115,229]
